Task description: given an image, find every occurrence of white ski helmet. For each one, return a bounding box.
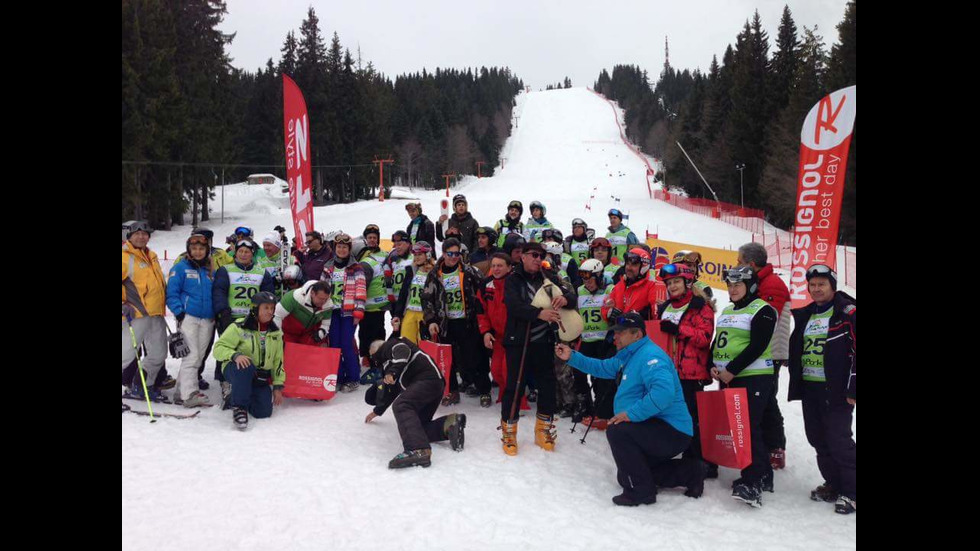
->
[543,241,563,258]
[579,258,604,279]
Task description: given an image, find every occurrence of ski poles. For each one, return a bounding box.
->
[126,315,156,422]
[507,324,533,423]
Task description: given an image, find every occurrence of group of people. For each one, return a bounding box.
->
[121,195,855,515]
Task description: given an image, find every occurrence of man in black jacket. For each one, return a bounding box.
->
[405,202,435,246]
[364,337,466,469]
[499,241,577,455]
[788,264,856,515]
[436,194,480,252]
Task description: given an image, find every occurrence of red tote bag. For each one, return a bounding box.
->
[696,388,752,470]
[418,339,453,397]
[282,342,341,400]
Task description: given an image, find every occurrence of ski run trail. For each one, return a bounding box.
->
[123,88,856,550]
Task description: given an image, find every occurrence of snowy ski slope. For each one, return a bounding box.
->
[123,88,855,550]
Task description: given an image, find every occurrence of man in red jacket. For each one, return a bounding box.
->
[738,242,791,470]
[602,248,659,321]
[478,254,527,409]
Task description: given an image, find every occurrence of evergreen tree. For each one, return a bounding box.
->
[827,1,856,245]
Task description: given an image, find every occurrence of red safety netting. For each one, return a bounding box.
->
[752,231,857,290]
[653,190,767,234]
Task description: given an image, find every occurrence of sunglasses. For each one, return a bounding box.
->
[525,252,543,260]
[391,238,405,244]
[445,251,461,257]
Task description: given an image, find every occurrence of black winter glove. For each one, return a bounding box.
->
[660,320,679,335]
[314,328,328,343]
[609,308,623,321]
[121,303,136,320]
[176,312,186,324]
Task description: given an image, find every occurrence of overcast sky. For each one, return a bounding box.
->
[218,0,850,90]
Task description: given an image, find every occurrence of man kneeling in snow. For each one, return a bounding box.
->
[364,334,466,469]
[274,280,333,346]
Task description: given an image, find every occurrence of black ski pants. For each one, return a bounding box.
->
[391,379,451,451]
[726,374,775,486]
[680,379,715,470]
[501,341,557,421]
[606,417,695,500]
[446,319,490,394]
[762,361,787,450]
[803,382,856,501]
[358,310,388,359]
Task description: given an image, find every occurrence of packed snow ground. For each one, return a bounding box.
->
[123,88,856,550]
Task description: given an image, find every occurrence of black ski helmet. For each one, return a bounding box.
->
[476,226,498,246]
[507,200,524,217]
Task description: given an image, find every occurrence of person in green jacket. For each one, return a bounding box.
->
[606,209,638,262]
[213,291,285,431]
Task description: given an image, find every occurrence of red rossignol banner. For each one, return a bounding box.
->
[418,339,453,397]
[790,85,856,308]
[697,388,752,470]
[282,342,340,400]
[283,74,315,243]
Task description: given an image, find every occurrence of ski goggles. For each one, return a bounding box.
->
[363,224,380,236]
[806,264,837,280]
[235,239,257,251]
[659,263,680,278]
[724,266,755,284]
[624,252,649,265]
[333,234,353,245]
[187,235,209,247]
[234,226,253,237]
[578,270,595,280]
[608,209,624,218]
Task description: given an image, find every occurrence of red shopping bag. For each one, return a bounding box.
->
[282,342,341,400]
[645,320,676,358]
[696,388,753,470]
[418,339,453,397]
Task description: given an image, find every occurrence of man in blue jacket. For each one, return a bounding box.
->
[556,312,703,506]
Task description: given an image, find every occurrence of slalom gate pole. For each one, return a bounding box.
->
[127,318,156,422]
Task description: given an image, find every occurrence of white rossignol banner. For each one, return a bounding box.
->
[790,85,856,308]
[283,74,315,244]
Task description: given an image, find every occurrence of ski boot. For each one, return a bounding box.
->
[198,377,210,391]
[125,382,170,404]
[157,375,177,390]
[558,403,574,419]
[445,413,467,451]
[440,391,460,406]
[463,383,480,397]
[705,462,719,479]
[500,419,518,456]
[388,449,432,469]
[122,402,130,413]
[534,413,557,452]
[183,390,213,408]
[810,483,838,503]
[360,367,381,385]
[233,407,248,431]
[834,496,856,515]
[732,481,763,508]
[770,448,786,470]
[172,389,184,406]
[340,381,360,393]
[479,394,492,408]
